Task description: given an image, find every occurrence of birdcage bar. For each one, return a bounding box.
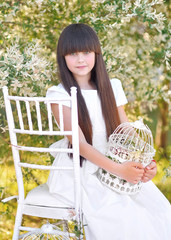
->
[124,127,137,150]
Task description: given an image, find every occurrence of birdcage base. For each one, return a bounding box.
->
[97,168,142,195]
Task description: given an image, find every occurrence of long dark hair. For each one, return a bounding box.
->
[57,23,120,165]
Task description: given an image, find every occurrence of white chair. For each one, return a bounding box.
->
[2,86,81,239]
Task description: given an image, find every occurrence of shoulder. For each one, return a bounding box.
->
[110,78,122,88]
[46,83,69,97]
[46,83,66,94]
[110,78,128,106]
[46,84,71,107]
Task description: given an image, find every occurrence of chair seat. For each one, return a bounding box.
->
[23,183,74,219]
[25,183,73,208]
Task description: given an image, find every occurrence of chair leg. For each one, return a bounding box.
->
[13,203,23,240]
[79,213,84,240]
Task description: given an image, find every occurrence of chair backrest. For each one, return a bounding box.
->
[3,86,81,217]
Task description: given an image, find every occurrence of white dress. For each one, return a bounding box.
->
[46,78,171,240]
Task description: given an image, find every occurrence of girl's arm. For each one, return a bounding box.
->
[51,104,144,184]
[118,105,157,182]
[117,105,129,123]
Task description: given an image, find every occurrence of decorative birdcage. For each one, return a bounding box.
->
[97,119,156,195]
[21,223,72,240]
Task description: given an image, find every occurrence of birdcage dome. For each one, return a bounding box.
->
[97,119,156,195]
[21,223,71,240]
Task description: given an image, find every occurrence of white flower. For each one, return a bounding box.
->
[90,0,105,3]
[0,70,9,80]
[35,0,44,8]
[11,79,23,91]
[75,15,81,23]
[0,79,8,87]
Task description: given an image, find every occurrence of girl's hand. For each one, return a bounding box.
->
[141,161,157,183]
[118,162,144,184]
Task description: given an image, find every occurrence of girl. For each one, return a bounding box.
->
[46,23,171,240]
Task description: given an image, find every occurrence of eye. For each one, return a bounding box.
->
[84,51,90,54]
[70,52,76,56]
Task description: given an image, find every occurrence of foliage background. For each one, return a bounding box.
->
[0,0,170,239]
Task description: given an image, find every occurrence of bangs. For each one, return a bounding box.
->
[58,24,101,56]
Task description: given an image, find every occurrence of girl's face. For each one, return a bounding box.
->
[65,51,95,82]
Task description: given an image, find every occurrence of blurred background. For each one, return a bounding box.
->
[0,0,170,239]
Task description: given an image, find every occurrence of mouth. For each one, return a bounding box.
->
[76,66,87,69]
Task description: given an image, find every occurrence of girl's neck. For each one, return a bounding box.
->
[75,75,96,90]
[79,82,96,90]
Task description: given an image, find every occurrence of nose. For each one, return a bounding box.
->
[77,53,84,62]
